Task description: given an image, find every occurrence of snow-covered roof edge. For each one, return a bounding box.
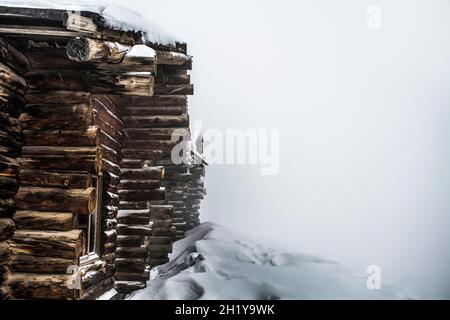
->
[0,0,181,47]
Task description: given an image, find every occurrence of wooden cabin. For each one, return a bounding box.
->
[0,4,206,299]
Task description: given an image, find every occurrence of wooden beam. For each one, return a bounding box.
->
[67,37,130,64]
[15,187,96,215]
[19,170,91,189]
[9,255,77,274]
[7,273,77,300]
[0,24,86,39]
[10,229,85,259]
[27,70,154,96]
[14,211,77,231]
[0,36,31,74]
[25,47,156,72]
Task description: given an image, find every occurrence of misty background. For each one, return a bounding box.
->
[110,0,449,298]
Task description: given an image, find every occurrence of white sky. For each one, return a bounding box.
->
[106,0,450,298]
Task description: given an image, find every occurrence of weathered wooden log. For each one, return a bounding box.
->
[125,128,185,141]
[0,145,21,158]
[123,115,189,128]
[19,170,91,189]
[154,84,194,96]
[103,242,116,255]
[0,198,15,218]
[104,218,117,231]
[115,247,148,258]
[22,146,98,157]
[148,244,172,252]
[0,85,26,117]
[25,47,156,72]
[149,236,172,245]
[101,159,121,176]
[0,62,27,94]
[10,229,84,259]
[23,127,99,147]
[119,180,160,190]
[98,144,121,164]
[103,229,117,244]
[123,140,178,152]
[121,149,163,160]
[27,70,154,96]
[104,191,120,207]
[115,258,145,273]
[0,242,11,265]
[160,60,192,72]
[14,211,76,231]
[26,91,91,105]
[124,106,184,116]
[15,187,96,215]
[155,74,190,85]
[156,51,191,66]
[124,95,187,107]
[116,224,152,236]
[117,209,150,221]
[80,277,114,300]
[120,159,148,169]
[94,117,123,144]
[118,189,165,202]
[114,271,149,282]
[0,264,10,284]
[0,36,31,74]
[67,37,130,64]
[0,111,21,136]
[0,129,22,149]
[0,176,19,198]
[19,104,94,131]
[7,273,77,300]
[119,201,149,210]
[0,218,14,241]
[19,156,96,172]
[91,97,123,130]
[152,220,172,228]
[151,227,174,237]
[121,167,164,180]
[9,255,77,274]
[150,205,173,220]
[116,235,143,247]
[81,265,115,290]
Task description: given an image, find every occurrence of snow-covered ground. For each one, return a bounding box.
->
[128,223,413,300]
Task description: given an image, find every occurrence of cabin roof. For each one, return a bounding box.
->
[0,0,185,53]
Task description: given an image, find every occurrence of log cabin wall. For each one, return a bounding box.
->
[0,34,157,298]
[0,5,207,299]
[5,40,134,299]
[0,36,29,300]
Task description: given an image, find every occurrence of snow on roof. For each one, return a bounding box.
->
[0,0,179,45]
[126,44,156,58]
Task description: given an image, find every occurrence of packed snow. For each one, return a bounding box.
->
[126,44,156,58]
[0,0,178,45]
[128,223,413,300]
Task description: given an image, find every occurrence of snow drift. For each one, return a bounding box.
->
[128,223,413,300]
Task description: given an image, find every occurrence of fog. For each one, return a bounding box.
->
[112,0,450,298]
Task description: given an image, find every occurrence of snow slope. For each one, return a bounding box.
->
[0,0,178,45]
[128,223,413,300]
